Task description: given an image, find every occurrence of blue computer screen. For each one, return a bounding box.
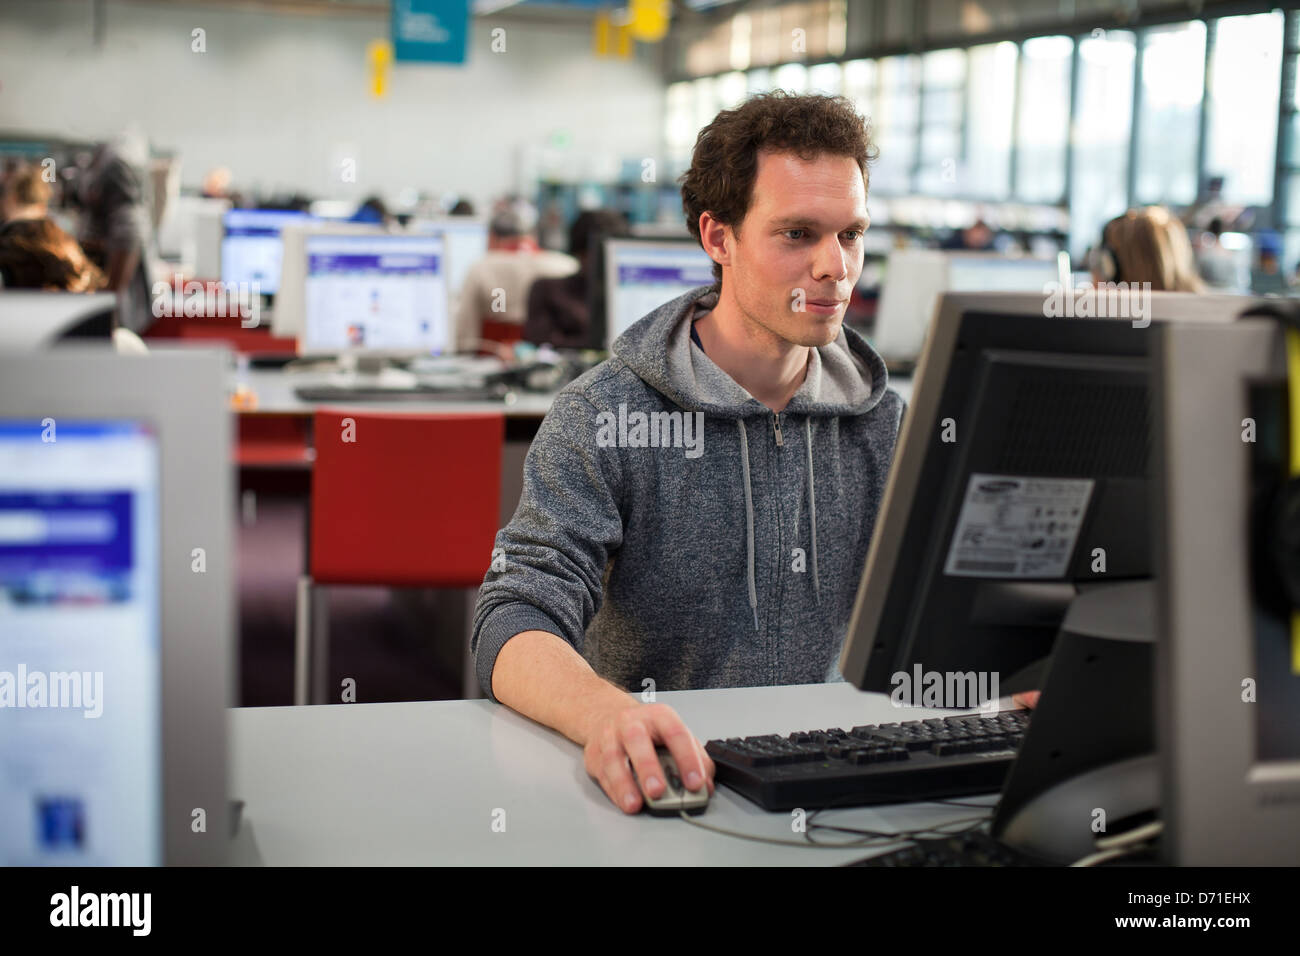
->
[0,421,162,865]
[221,209,314,294]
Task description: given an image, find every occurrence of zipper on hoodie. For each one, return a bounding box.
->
[772,412,784,447]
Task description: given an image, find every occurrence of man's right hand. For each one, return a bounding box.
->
[581,703,716,814]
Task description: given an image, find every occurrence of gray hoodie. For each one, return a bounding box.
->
[472,284,905,701]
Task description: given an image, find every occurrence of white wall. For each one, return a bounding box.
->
[0,0,667,208]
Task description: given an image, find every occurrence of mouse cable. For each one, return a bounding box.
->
[674,810,992,851]
[1069,821,1164,868]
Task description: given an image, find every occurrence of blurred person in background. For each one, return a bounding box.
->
[524,208,630,349]
[1194,217,1251,293]
[0,218,103,292]
[350,195,391,226]
[1089,206,1206,293]
[454,196,578,351]
[75,133,155,333]
[1,165,51,226]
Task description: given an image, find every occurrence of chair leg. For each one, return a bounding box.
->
[294,575,312,706]
[310,586,330,705]
[462,587,483,700]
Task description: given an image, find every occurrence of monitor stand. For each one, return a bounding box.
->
[991,579,1158,865]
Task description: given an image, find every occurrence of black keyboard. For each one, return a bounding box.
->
[705,710,1030,811]
[850,830,1040,867]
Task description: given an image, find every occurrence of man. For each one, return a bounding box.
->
[471,92,905,813]
[453,197,579,351]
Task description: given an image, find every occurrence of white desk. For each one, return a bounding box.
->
[228,683,999,866]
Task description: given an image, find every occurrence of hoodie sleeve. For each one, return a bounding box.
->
[472,389,625,702]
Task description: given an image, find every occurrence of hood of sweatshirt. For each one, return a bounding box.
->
[611,284,891,419]
[607,283,897,635]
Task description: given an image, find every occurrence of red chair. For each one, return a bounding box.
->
[296,410,504,704]
[480,318,525,349]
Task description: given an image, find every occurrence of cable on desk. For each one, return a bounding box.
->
[1069,820,1163,868]
[675,810,992,852]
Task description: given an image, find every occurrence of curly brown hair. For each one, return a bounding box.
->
[678,90,878,287]
[0,218,106,293]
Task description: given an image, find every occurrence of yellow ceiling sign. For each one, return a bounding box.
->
[629,0,670,42]
[367,39,393,98]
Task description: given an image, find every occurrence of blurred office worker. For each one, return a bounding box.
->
[1090,205,1207,292]
[524,208,631,349]
[454,197,579,351]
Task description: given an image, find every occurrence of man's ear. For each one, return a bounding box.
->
[699,212,730,270]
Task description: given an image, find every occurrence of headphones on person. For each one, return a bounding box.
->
[1238,301,1300,623]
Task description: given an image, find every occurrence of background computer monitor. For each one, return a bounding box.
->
[872,250,1066,363]
[841,290,1252,700]
[603,238,715,348]
[0,292,117,350]
[1154,316,1299,864]
[272,221,385,339]
[220,208,314,295]
[192,200,229,281]
[298,232,450,357]
[156,195,230,265]
[410,217,489,313]
[0,349,232,865]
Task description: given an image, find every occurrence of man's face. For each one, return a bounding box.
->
[711,148,868,348]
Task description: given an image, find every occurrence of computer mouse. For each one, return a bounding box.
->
[633,746,710,816]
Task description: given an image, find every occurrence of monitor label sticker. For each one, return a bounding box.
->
[943,474,1094,578]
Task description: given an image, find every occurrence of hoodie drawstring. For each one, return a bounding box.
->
[736,416,821,632]
[735,419,760,632]
[806,417,820,602]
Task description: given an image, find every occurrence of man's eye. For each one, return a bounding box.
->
[784,229,806,241]
[843,231,862,241]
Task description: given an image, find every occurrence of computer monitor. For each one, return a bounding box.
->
[192,200,229,281]
[841,290,1252,701]
[872,250,1066,364]
[156,195,230,264]
[603,239,716,347]
[0,292,117,350]
[0,349,232,865]
[272,222,385,339]
[298,232,451,357]
[1153,316,1299,864]
[410,217,489,306]
[220,208,314,295]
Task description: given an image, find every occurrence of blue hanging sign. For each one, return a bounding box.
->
[392,0,469,64]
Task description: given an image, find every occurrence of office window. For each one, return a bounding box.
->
[917,49,966,196]
[692,77,719,136]
[752,7,782,67]
[731,13,752,71]
[807,62,842,95]
[714,71,749,111]
[964,41,1017,199]
[842,58,876,116]
[873,55,920,195]
[1070,30,1136,260]
[1134,21,1206,206]
[1015,35,1072,203]
[1206,11,1284,206]
[772,62,809,93]
[665,82,696,167]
